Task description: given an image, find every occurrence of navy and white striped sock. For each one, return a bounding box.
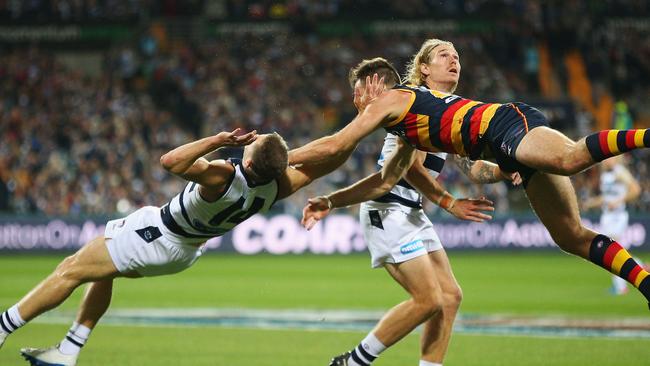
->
[58,322,92,356]
[0,305,26,335]
[348,333,386,366]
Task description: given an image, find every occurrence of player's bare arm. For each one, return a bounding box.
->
[453,156,522,185]
[275,166,313,200]
[288,89,410,167]
[405,151,495,222]
[160,128,257,190]
[301,139,416,229]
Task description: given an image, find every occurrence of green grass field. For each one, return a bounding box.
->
[1,251,649,365]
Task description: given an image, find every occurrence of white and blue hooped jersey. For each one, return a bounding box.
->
[160,159,278,244]
[600,165,627,214]
[366,133,446,209]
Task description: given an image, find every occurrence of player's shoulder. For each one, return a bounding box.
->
[203,158,236,175]
[392,83,452,100]
[393,83,421,91]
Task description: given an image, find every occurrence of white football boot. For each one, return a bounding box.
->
[21,346,77,366]
[0,331,7,349]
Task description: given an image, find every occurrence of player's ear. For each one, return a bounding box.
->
[419,62,430,79]
[243,157,253,169]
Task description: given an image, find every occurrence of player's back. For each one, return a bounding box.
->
[384,84,504,159]
[161,158,278,244]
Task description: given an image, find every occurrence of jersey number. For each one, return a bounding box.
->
[208,196,266,227]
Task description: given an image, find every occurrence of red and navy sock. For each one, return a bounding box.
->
[589,235,650,304]
[585,129,650,162]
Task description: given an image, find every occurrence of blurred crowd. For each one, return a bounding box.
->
[1,0,648,21]
[1,0,649,218]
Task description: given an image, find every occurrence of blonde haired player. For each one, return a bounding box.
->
[294,34,650,345]
[324,50,519,366]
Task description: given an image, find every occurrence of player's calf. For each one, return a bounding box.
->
[585,129,650,162]
[589,234,650,308]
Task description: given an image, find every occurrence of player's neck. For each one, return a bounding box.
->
[426,81,454,93]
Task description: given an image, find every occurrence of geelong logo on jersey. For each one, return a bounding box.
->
[399,239,425,254]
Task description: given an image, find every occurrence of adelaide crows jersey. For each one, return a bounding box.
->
[160,159,278,243]
[384,84,505,160]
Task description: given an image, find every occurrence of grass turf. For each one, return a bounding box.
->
[1,252,649,365]
[2,323,648,366]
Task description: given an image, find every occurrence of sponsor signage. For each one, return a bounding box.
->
[0,214,647,253]
[0,25,133,42]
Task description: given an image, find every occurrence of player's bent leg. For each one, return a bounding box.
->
[375,254,443,347]
[0,236,121,352]
[525,173,593,257]
[515,127,593,176]
[16,236,121,324]
[32,279,117,365]
[330,255,443,366]
[420,249,462,364]
[516,127,650,176]
[75,280,114,329]
[526,173,650,306]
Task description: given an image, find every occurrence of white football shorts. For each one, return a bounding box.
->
[360,202,443,268]
[104,206,204,277]
[600,210,629,245]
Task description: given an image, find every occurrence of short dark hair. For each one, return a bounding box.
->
[250,133,288,182]
[348,57,401,89]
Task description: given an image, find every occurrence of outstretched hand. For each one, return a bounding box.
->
[215,128,258,147]
[354,73,386,113]
[301,196,332,230]
[447,197,494,222]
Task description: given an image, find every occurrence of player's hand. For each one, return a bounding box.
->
[215,128,258,147]
[354,73,385,113]
[498,168,523,186]
[301,196,332,230]
[447,197,494,222]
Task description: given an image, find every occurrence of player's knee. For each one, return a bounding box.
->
[414,290,443,317]
[555,146,590,175]
[53,255,87,286]
[443,285,463,310]
[557,159,582,176]
[551,225,592,255]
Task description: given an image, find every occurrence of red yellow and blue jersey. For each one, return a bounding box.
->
[384,84,505,159]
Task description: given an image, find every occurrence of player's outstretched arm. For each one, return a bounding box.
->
[160,128,257,187]
[404,152,494,222]
[301,140,416,229]
[453,156,523,185]
[275,166,313,200]
[288,89,409,170]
